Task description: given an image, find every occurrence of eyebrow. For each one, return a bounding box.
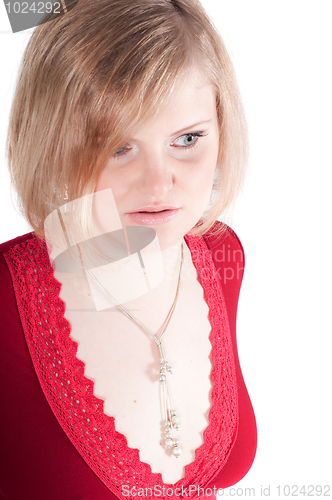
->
[172,119,212,137]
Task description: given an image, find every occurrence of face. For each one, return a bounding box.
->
[95,68,220,249]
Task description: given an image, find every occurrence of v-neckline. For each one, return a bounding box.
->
[6,233,239,499]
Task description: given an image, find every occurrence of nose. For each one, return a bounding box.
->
[136,152,173,198]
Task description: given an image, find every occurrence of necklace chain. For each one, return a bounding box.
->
[85,242,184,457]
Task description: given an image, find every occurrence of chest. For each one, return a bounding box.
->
[64,274,213,484]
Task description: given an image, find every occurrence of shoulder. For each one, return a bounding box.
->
[0,232,37,257]
[0,234,36,346]
[0,232,49,349]
[0,232,37,293]
[202,220,244,255]
[202,221,245,283]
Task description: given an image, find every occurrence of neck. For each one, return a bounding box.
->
[156,238,183,283]
[82,236,184,314]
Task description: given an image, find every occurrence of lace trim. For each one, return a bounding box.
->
[4,234,238,499]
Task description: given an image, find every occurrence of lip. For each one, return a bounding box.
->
[127,205,181,226]
[129,205,180,213]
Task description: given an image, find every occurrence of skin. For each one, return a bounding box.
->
[56,68,221,483]
[95,67,220,252]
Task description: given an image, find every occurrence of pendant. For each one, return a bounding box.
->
[158,359,182,457]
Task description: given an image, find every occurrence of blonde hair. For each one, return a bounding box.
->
[6,0,248,239]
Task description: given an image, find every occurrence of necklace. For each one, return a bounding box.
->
[85,241,184,457]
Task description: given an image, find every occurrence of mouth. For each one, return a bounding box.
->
[130,205,180,213]
[127,206,180,225]
[139,209,169,213]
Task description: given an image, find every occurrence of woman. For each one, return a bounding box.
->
[0,0,256,498]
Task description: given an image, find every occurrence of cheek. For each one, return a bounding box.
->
[95,163,125,196]
[192,151,218,208]
[190,149,218,191]
[95,164,111,192]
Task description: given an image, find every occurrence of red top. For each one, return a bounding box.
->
[0,223,256,500]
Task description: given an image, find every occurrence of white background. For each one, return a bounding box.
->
[0,1,331,498]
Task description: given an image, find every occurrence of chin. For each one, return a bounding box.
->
[152,220,199,251]
[126,222,186,252]
[131,223,181,252]
[120,211,200,251]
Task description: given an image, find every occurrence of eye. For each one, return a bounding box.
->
[113,144,132,158]
[171,132,207,148]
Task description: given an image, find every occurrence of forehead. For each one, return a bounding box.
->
[132,68,217,137]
